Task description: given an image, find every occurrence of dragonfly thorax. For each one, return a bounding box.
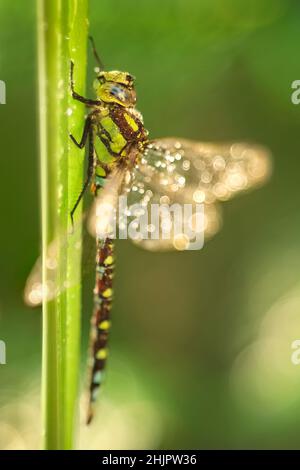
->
[93,104,148,175]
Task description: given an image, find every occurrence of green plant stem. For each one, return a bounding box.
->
[38,0,88,450]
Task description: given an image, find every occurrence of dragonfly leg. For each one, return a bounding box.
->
[70,127,95,226]
[70,61,101,106]
[87,237,114,424]
[70,115,92,149]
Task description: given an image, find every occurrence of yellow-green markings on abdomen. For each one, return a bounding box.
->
[87,239,115,423]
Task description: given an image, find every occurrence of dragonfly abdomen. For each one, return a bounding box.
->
[87,237,114,424]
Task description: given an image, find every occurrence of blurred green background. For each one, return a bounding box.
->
[1,0,300,449]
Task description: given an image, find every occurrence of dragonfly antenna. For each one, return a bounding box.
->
[89,36,104,71]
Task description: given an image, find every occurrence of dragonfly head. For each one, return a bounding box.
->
[94,71,136,107]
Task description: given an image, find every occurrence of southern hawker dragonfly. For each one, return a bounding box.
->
[24,38,271,423]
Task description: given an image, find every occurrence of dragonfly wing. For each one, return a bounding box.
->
[24,218,94,306]
[87,165,127,240]
[121,137,271,251]
[24,139,271,303]
[24,238,56,307]
[24,166,128,307]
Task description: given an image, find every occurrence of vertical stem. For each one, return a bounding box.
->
[38,0,88,449]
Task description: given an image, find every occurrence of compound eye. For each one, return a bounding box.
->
[98,74,105,84]
[110,85,124,99]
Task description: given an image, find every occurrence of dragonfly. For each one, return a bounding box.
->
[24,38,271,424]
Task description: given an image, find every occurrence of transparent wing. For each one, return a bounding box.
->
[121,137,271,251]
[24,167,127,307]
[24,215,95,307]
[24,139,271,305]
